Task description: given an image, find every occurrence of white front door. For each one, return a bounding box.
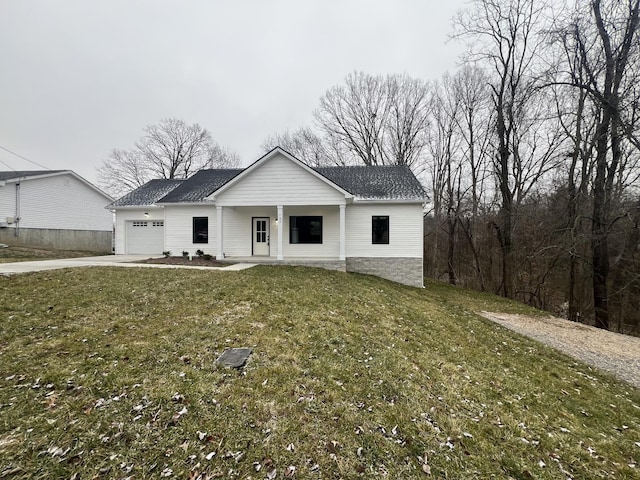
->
[252,217,269,256]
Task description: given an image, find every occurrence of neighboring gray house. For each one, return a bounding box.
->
[0,170,114,251]
[109,148,427,287]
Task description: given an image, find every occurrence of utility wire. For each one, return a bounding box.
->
[0,145,51,170]
[0,157,16,171]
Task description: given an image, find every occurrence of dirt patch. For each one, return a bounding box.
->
[479,311,640,388]
[136,256,231,268]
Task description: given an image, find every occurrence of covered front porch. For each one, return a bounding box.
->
[214,204,346,261]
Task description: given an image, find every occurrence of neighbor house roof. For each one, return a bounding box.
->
[108,179,185,208]
[316,165,426,201]
[0,170,113,201]
[157,169,243,203]
[0,170,66,181]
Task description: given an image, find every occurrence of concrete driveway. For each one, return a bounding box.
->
[0,255,256,275]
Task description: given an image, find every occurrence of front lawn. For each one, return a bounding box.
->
[0,267,638,478]
[0,245,107,263]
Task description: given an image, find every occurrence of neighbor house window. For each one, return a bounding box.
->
[372,216,389,244]
[290,216,322,244]
[193,217,208,243]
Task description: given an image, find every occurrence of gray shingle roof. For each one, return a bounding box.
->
[108,179,185,207]
[110,163,426,207]
[316,165,426,200]
[157,169,243,203]
[0,170,66,181]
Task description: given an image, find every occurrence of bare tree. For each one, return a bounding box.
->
[425,75,464,283]
[452,65,493,290]
[546,22,600,323]
[315,72,430,167]
[96,148,150,199]
[454,0,561,297]
[261,127,342,167]
[206,143,242,169]
[384,74,431,167]
[98,118,239,197]
[553,0,640,329]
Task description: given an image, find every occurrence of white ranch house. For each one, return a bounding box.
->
[109,148,426,287]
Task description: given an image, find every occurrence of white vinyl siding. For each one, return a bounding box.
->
[219,206,339,258]
[164,205,215,256]
[282,206,339,257]
[0,173,112,231]
[346,203,423,258]
[215,154,346,206]
[222,207,275,257]
[115,203,423,258]
[161,205,341,259]
[0,184,16,223]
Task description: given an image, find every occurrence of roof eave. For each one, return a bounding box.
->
[156,201,215,206]
[353,197,427,204]
[107,204,165,210]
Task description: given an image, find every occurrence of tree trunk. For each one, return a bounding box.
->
[495,96,514,298]
[499,203,513,298]
[447,217,457,285]
[591,108,612,330]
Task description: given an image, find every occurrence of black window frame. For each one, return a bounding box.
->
[192,217,209,244]
[289,216,323,244]
[372,215,389,244]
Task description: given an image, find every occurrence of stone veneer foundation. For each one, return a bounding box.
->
[346,257,423,288]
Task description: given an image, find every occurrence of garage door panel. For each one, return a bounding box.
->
[126,220,164,254]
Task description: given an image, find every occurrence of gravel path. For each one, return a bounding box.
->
[479,311,640,389]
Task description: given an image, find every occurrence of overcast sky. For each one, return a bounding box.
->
[0,0,467,186]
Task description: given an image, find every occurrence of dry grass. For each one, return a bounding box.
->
[0,245,106,263]
[0,266,638,479]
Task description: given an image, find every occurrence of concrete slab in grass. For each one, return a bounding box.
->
[217,348,252,369]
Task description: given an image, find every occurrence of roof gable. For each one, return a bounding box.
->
[207,147,353,200]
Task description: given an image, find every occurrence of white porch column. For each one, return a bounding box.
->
[339,204,346,261]
[277,205,284,260]
[216,206,224,260]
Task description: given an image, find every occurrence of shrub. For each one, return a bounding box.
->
[182,251,189,258]
[162,250,171,258]
[196,249,204,257]
[203,254,213,260]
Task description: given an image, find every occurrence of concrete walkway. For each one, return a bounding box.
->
[0,255,257,275]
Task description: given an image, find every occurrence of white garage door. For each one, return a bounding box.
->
[126,220,164,254]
